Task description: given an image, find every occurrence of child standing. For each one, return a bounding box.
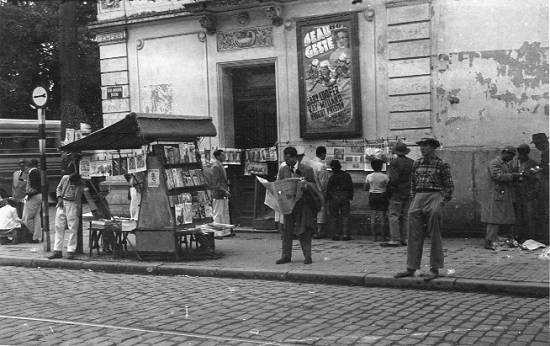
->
[364,159,389,241]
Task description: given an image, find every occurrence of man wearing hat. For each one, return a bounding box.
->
[383,142,414,247]
[481,146,522,250]
[531,133,549,240]
[395,137,454,281]
[11,159,28,218]
[510,144,540,241]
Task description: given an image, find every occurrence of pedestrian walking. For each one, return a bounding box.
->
[22,159,42,243]
[510,144,540,242]
[364,159,389,241]
[326,160,353,241]
[383,142,414,247]
[531,133,549,242]
[48,161,84,260]
[481,146,521,250]
[276,146,319,265]
[11,159,27,218]
[310,146,331,239]
[395,137,454,281]
[211,149,231,224]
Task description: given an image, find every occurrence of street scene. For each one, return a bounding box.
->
[0,0,549,345]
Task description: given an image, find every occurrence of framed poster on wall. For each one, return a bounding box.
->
[296,12,362,139]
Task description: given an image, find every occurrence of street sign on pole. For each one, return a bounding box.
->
[32,86,51,252]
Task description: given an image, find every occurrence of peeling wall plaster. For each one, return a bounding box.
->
[434,42,549,147]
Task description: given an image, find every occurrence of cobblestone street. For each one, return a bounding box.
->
[0,267,547,345]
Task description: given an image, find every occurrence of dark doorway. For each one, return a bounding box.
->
[227,64,277,228]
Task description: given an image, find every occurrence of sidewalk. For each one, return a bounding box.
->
[0,226,547,297]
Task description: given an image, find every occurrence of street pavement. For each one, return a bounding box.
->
[0,206,547,296]
[0,266,547,345]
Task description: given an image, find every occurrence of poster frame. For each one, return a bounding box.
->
[296,12,362,139]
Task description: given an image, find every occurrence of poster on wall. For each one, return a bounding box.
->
[296,13,362,139]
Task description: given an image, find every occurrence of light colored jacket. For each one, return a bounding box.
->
[481,157,515,225]
[12,169,27,201]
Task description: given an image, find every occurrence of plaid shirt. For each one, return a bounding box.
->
[410,155,454,200]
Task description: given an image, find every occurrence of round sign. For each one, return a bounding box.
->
[31,86,48,107]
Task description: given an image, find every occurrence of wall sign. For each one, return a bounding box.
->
[94,31,126,43]
[106,86,123,99]
[216,26,273,51]
[296,13,362,139]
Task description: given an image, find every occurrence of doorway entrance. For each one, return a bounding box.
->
[222,63,278,228]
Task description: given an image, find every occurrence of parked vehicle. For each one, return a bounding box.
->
[0,119,62,199]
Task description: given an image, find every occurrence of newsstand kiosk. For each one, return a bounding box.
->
[60,112,217,259]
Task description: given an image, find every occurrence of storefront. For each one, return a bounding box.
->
[89,0,549,233]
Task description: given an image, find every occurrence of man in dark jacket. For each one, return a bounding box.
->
[531,133,549,242]
[326,160,354,241]
[22,159,42,243]
[383,142,414,247]
[276,146,317,265]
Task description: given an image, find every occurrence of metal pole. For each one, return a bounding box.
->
[38,108,51,252]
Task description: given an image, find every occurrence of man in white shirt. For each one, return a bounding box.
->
[11,160,27,217]
[309,146,331,238]
[0,198,23,245]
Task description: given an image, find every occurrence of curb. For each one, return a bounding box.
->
[0,256,547,297]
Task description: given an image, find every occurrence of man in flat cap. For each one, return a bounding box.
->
[395,137,454,281]
[510,144,540,241]
[531,133,549,241]
[481,146,522,250]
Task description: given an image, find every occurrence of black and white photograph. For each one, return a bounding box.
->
[0,0,547,345]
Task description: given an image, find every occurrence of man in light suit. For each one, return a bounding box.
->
[211,149,230,224]
[12,160,27,217]
[276,146,317,265]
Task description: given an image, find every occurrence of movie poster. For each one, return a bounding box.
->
[297,13,361,139]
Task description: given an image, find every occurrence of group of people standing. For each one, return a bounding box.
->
[482,133,549,250]
[0,159,42,244]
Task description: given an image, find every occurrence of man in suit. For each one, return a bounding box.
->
[12,160,28,217]
[276,146,317,265]
[211,149,230,224]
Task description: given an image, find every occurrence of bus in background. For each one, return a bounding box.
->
[0,119,62,200]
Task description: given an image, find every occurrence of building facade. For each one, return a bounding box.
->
[91,0,549,232]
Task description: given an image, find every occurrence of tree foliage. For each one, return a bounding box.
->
[0,0,101,129]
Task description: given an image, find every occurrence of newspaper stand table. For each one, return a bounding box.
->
[60,113,217,260]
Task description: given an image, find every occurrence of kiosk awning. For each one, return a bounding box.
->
[59,113,217,152]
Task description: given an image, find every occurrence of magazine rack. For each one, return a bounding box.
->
[136,141,214,257]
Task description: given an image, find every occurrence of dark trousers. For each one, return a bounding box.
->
[281,222,312,260]
[407,192,444,270]
[15,201,24,218]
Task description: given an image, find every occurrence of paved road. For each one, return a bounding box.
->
[0,267,547,345]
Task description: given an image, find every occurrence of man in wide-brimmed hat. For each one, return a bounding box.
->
[395,137,454,281]
[481,146,522,250]
[531,133,549,241]
[382,142,414,247]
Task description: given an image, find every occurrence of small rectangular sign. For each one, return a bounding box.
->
[107,86,123,99]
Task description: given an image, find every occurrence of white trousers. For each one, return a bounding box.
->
[54,200,80,252]
[22,194,42,241]
[212,198,230,224]
[129,187,141,220]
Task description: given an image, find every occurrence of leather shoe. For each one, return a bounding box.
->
[276,257,291,264]
[332,236,341,241]
[66,252,75,260]
[47,251,62,260]
[342,236,352,241]
[394,269,415,278]
[303,257,312,264]
[423,269,439,282]
[484,242,496,250]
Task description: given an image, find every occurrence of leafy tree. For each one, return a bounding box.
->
[0,0,101,130]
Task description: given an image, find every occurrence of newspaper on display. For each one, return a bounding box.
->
[79,148,147,179]
[244,147,278,176]
[215,148,242,165]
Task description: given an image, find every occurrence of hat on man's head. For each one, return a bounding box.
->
[416,137,441,148]
[531,133,548,143]
[517,143,531,153]
[393,142,410,155]
[295,146,306,156]
[502,146,516,154]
